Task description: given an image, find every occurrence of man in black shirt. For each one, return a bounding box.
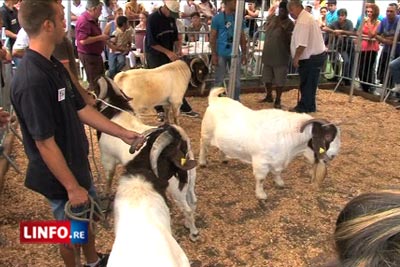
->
[0,0,20,48]
[11,1,143,266]
[0,0,20,63]
[145,0,199,120]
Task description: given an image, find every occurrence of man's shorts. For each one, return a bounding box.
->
[48,183,97,220]
[262,65,288,87]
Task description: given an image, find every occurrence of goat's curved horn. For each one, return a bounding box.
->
[128,128,159,154]
[190,57,203,72]
[149,130,174,177]
[97,76,108,100]
[169,125,188,142]
[300,118,331,133]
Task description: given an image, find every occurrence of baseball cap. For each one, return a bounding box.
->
[327,0,337,5]
[165,1,180,19]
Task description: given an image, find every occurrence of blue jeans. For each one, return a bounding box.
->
[48,183,97,220]
[214,56,241,101]
[389,57,400,85]
[108,52,126,79]
[296,52,327,112]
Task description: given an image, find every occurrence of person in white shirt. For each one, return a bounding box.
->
[71,0,86,57]
[312,0,321,20]
[288,0,326,113]
[12,27,28,58]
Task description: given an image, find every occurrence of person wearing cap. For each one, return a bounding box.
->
[326,0,338,25]
[287,0,326,113]
[210,0,247,101]
[76,0,110,93]
[260,1,294,109]
[145,0,200,120]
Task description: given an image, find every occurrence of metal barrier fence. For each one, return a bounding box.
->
[0,62,21,173]
[324,31,400,103]
[179,20,399,106]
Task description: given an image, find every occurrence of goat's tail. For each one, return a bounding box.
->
[208,87,226,104]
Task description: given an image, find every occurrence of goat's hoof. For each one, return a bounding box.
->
[189,232,200,242]
[199,163,207,168]
[256,191,267,200]
[274,180,285,188]
[221,160,228,164]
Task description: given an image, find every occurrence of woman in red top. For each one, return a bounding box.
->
[358,3,380,93]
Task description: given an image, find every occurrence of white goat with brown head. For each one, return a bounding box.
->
[107,125,196,267]
[199,88,341,200]
[95,78,200,241]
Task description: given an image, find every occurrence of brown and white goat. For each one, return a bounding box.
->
[108,57,208,125]
[199,88,341,199]
[107,125,196,267]
[95,80,199,241]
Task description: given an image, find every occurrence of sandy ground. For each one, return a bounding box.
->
[0,89,399,267]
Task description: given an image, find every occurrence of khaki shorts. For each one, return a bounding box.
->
[262,65,288,87]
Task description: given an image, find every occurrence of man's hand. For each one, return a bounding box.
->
[67,185,89,207]
[166,50,180,61]
[121,129,145,147]
[293,57,300,68]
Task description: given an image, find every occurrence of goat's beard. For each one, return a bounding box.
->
[311,161,327,187]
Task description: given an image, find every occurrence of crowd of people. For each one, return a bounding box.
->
[1,0,400,104]
[303,0,400,98]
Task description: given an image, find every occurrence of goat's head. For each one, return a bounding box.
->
[300,119,341,185]
[127,125,197,190]
[94,75,134,119]
[300,118,341,162]
[189,57,209,93]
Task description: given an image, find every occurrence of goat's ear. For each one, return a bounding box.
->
[172,157,197,171]
[323,125,337,143]
[310,123,328,161]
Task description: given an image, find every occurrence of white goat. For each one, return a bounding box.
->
[107,126,196,267]
[96,79,199,240]
[113,58,208,124]
[108,175,190,267]
[108,125,196,267]
[199,88,341,200]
